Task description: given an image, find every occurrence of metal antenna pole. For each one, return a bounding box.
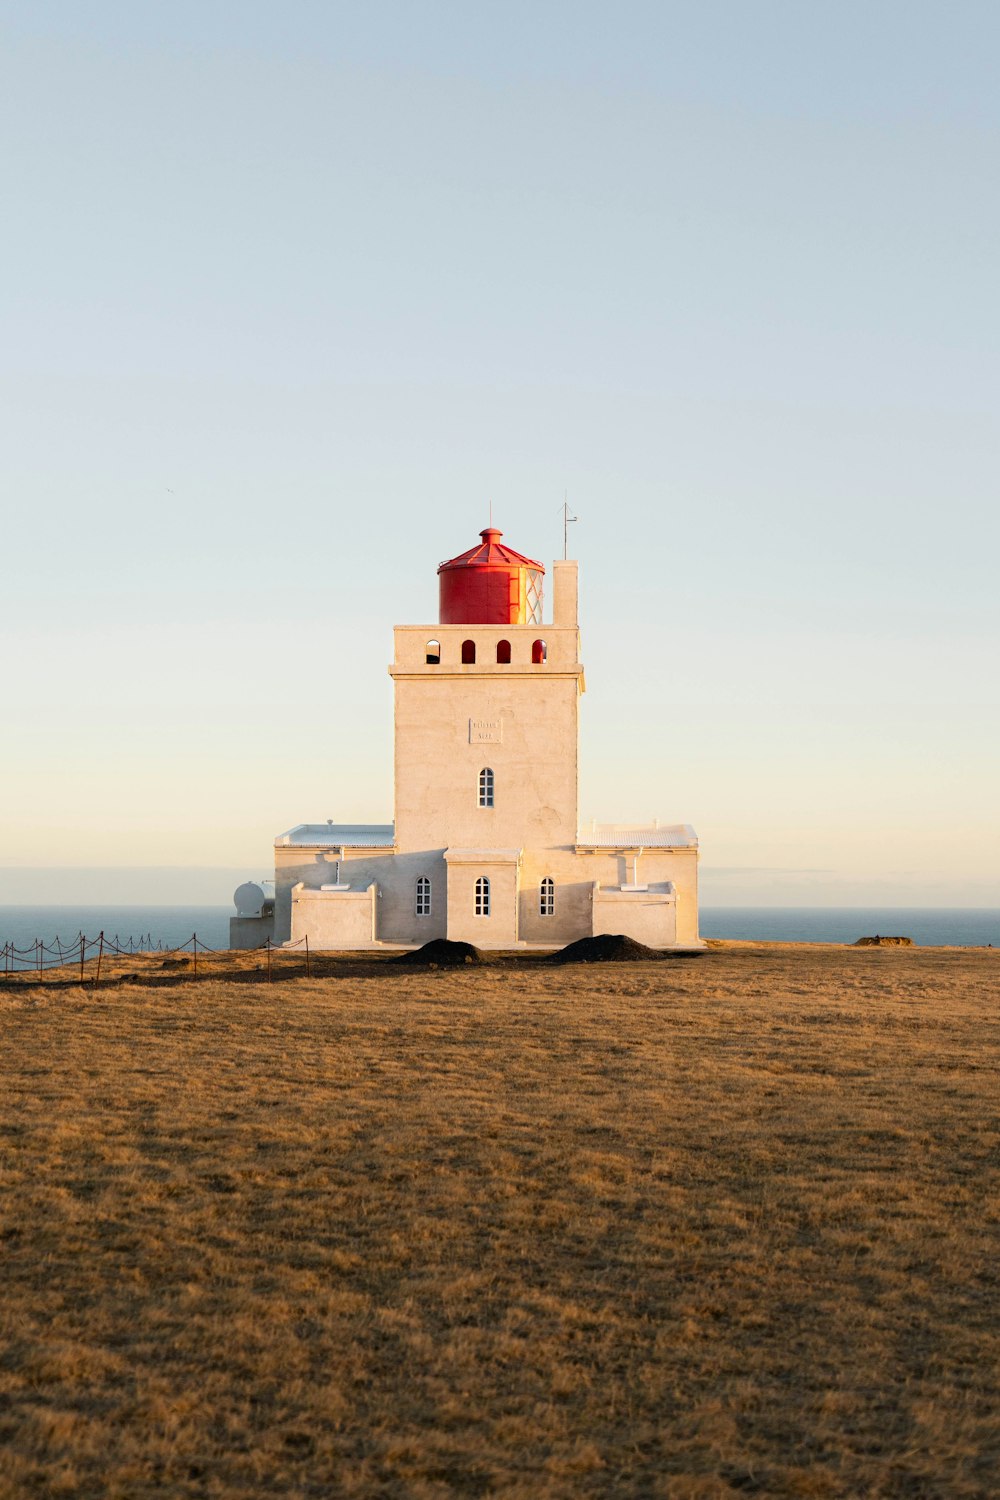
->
[561,496,578,559]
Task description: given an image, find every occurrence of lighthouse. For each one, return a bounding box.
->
[232,525,700,951]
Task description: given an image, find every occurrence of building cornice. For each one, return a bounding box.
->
[389,664,585,681]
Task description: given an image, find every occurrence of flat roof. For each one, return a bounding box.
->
[576,824,697,849]
[444,847,522,863]
[276,824,395,849]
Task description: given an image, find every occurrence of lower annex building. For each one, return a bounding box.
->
[232,525,700,951]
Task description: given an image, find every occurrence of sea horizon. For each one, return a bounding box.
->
[1,904,996,952]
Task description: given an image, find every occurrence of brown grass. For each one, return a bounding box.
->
[1,945,998,1497]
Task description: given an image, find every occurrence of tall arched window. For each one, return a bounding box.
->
[461,639,476,664]
[478,767,494,808]
[539,877,555,916]
[475,876,491,916]
[425,640,440,664]
[415,876,431,916]
[532,638,547,664]
[496,639,511,664]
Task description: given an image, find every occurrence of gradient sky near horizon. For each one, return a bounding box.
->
[2,1,998,907]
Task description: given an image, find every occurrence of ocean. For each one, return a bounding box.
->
[0,906,233,954]
[698,907,998,947]
[0,904,996,952]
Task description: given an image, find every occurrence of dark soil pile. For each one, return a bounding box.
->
[854,935,914,947]
[393,939,485,967]
[551,933,660,964]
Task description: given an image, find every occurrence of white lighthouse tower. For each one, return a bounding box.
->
[233,525,700,951]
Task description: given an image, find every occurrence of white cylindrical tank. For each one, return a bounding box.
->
[234,881,274,918]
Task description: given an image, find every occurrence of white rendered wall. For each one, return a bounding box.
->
[272,844,699,949]
[517,846,699,947]
[443,853,520,949]
[592,885,678,946]
[229,913,274,950]
[390,622,583,855]
[290,882,378,949]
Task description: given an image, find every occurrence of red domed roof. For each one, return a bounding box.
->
[438,527,544,574]
[437,526,545,625]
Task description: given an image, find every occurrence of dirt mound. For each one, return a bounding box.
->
[551,933,660,964]
[393,939,485,967]
[854,935,914,947]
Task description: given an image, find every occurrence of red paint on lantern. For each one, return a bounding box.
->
[438,528,545,625]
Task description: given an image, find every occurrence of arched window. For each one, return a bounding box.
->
[532,638,547,664]
[475,876,491,917]
[540,877,555,916]
[425,640,440,665]
[496,639,511,664]
[461,639,476,664]
[415,876,431,916]
[478,767,494,808]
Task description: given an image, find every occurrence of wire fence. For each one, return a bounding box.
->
[0,931,312,985]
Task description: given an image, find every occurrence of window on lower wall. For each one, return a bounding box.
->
[540,876,555,916]
[415,876,431,916]
[475,876,491,916]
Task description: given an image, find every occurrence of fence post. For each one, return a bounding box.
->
[305,933,311,978]
[193,936,198,978]
[79,934,85,986]
[95,932,104,987]
[266,938,272,984]
[37,939,42,979]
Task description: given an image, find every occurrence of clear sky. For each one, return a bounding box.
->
[2,1,998,907]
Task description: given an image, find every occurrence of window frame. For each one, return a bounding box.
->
[478,767,495,808]
[415,876,432,917]
[475,876,491,917]
[539,876,555,916]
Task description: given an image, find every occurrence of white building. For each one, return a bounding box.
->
[232,526,700,951]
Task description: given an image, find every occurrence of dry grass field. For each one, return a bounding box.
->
[1,944,998,1498]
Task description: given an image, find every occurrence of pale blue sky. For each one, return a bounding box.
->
[2,1,998,906]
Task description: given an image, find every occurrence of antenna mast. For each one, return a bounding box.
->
[561,494,579,559]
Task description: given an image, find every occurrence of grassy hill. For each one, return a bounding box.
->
[1,946,998,1496]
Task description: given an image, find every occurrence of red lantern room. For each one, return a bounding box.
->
[438,527,545,626]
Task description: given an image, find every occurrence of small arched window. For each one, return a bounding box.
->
[532,638,547,664]
[478,767,494,808]
[415,876,431,916]
[475,876,491,917]
[496,639,511,664]
[540,877,555,916]
[461,639,476,664]
[425,639,440,665]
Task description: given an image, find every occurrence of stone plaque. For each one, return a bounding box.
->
[469,717,503,744]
